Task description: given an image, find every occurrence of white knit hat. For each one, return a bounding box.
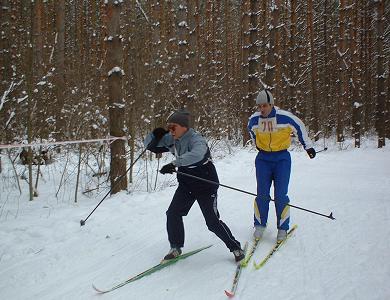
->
[256,90,274,105]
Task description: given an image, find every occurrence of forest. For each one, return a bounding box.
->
[1,0,389,195]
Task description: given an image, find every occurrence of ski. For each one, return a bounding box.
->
[253,224,297,270]
[241,238,260,268]
[224,242,248,298]
[93,244,212,294]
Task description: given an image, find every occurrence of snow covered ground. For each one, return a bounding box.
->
[1,139,390,300]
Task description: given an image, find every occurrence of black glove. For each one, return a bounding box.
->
[152,127,168,143]
[160,163,176,174]
[306,148,316,159]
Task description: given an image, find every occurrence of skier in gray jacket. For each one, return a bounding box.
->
[144,109,244,262]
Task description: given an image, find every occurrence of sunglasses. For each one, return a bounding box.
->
[167,124,177,132]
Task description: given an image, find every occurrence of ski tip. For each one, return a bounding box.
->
[92,284,106,294]
[224,290,235,298]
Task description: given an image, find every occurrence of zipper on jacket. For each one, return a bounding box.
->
[269,132,272,151]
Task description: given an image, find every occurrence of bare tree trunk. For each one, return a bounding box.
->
[273,2,282,101]
[375,0,386,148]
[322,0,332,137]
[288,0,297,113]
[27,1,34,201]
[150,1,164,126]
[128,133,135,184]
[307,0,319,139]
[6,149,22,195]
[188,0,200,126]
[264,0,280,90]
[240,0,250,145]
[204,0,212,105]
[55,0,65,139]
[387,62,390,139]
[74,144,82,203]
[351,1,361,148]
[34,146,42,197]
[362,4,373,132]
[195,0,205,130]
[259,1,268,84]
[0,0,11,88]
[224,0,232,138]
[336,0,347,143]
[123,0,136,184]
[248,0,260,90]
[246,0,260,141]
[213,1,224,133]
[106,0,127,193]
[177,1,190,110]
[352,103,362,148]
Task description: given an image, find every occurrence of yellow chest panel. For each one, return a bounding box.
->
[254,122,293,152]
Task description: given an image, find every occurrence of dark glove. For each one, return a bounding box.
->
[152,127,168,143]
[306,148,316,159]
[160,163,176,174]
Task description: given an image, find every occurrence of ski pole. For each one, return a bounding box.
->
[154,153,162,190]
[80,148,147,226]
[174,170,335,220]
[316,147,328,154]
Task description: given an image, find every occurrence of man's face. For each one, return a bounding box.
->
[167,123,188,139]
[258,103,273,117]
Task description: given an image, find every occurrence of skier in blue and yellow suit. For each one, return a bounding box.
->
[247,90,316,242]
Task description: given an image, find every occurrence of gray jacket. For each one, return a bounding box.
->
[144,128,209,167]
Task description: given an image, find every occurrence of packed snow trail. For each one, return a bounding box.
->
[1,143,389,299]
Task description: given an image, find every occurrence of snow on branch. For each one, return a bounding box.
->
[5,111,15,129]
[264,63,275,70]
[258,78,272,91]
[0,80,23,112]
[108,67,125,76]
[178,21,188,28]
[136,0,150,23]
[111,102,125,109]
[178,40,188,45]
[104,0,124,4]
[294,67,310,87]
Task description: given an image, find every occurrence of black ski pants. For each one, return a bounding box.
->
[166,186,241,252]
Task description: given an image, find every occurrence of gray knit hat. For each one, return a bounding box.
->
[167,109,190,128]
[256,90,274,105]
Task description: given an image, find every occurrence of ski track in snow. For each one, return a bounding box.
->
[1,142,390,300]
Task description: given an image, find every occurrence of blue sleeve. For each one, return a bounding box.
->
[173,135,208,167]
[277,111,313,149]
[247,116,256,142]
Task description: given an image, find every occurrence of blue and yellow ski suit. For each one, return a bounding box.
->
[247,107,313,230]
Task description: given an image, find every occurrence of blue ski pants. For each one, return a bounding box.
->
[254,150,291,231]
